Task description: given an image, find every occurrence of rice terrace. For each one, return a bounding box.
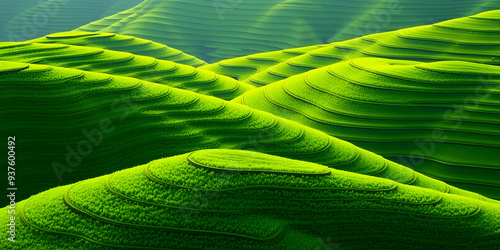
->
[1,0,500,249]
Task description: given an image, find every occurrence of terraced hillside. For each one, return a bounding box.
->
[2,149,500,249]
[234,57,500,199]
[76,0,500,62]
[205,9,500,87]
[2,1,500,249]
[0,40,247,100]
[0,0,142,41]
[30,31,207,67]
[3,60,498,204]
[200,44,326,81]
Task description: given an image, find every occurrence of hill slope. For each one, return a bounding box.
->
[200,44,325,81]
[234,57,500,199]
[1,60,496,204]
[0,0,142,41]
[2,149,500,249]
[0,40,249,100]
[76,0,500,62]
[30,31,207,67]
[205,9,500,86]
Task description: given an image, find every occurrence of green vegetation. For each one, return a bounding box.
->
[0,0,142,41]
[200,45,325,81]
[186,149,331,175]
[30,31,206,67]
[2,149,499,249]
[201,10,500,200]
[2,60,497,204]
[0,40,249,100]
[234,57,500,199]
[3,2,500,248]
[206,10,500,86]
[76,0,500,62]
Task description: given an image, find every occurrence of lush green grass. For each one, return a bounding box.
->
[0,0,142,41]
[2,60,497,205]
[75,0,500,62]
[2,4,500,248]
[0,40,249,100]
[199,9,500,200]
[206,10,500,87]
[199,44,325,81]
[234,57,500,199]
[2,149,500,249]
[186,149,331,175]
[30,31,207,67]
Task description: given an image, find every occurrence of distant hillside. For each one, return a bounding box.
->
[0,37,249,100]
[204,10,500,86]
[30,31,207,67]
[200,44,325,81]
[3,149,500,249]
[234,57,500,199]
[0,0,142,41]
[77,0,500,62]
[1,60,495,204]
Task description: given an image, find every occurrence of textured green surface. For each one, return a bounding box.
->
[0,40,249,100]
[1,60,496,205]
[234,57,500,199]
[206,10,500,86]
[2,150,499,249]
[186,149,331,175]
[30,31,207,67]
[76,0,500,62]
[2,2,500,249]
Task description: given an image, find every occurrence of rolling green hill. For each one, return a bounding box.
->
[2,60,497,204]
[0,0,142,42]
[0,40,248,100]
[30,31,207,67]
[233,57,500,199]
[75,0,500,62]
[2,149,500,249]
[1,3,500,248]
[205,9,500,87]
[199,44,325,81]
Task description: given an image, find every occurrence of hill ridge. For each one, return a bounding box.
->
[203,9,500,87]
[76,0,500,62]
[1,59,497,204]
[234,57,500,199]
[0,40,250,100]
[3,149,500,249]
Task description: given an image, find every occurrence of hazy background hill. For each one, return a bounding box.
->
[76,0,500,62]
[0,0,142,42]
[4,0,500,62]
